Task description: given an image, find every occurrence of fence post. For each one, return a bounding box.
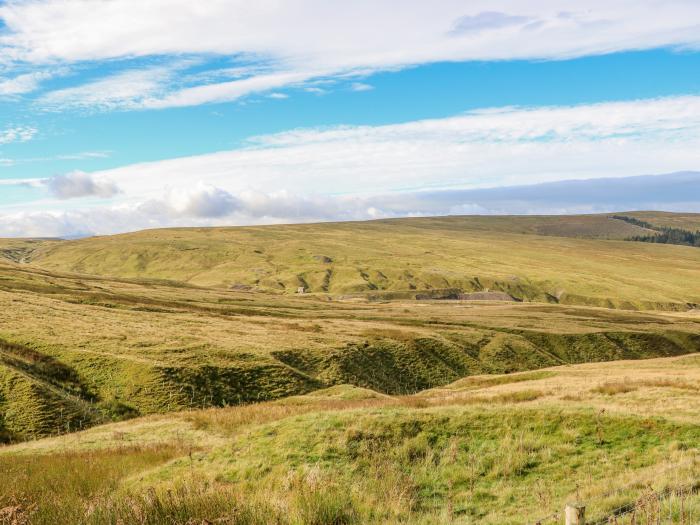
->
[565,503,586,525]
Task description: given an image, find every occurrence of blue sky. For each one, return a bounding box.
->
[1,1,700,237]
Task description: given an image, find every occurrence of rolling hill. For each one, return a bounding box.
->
[1,257,698,441]
[1,213,700,443]
[1,212,700,523]
[5,213,700,310]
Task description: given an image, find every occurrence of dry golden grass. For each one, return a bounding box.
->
[14,213,700,309]
[2,255,698,441]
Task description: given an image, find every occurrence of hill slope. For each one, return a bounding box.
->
[2,354,700,524]
[1,213,699,523]
[14,213,700,310]
[0,258,699,441]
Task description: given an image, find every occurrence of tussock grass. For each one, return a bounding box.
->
[432,370,556,392]
[0,444,183,524]
[2,355,700,523]
[592,381,639,395]
[489,389,545,403]
[592,377,700,396]
[1,216,700,521]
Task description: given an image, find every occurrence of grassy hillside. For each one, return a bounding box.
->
[14,213,700,310]
[2,354,700,524]
[0,258,698,441]
[1,213,699,523]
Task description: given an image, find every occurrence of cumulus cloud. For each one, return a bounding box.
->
[143,184,241,218]
[0,172,698,238]
[44,171,121,199]
[2,1,700,109]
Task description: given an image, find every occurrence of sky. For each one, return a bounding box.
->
[1,1,700,238]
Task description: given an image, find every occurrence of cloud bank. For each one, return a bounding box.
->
[1,172,698,239]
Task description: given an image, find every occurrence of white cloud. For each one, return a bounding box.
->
[0,70,55,95]
[0,126,37,144]
[65,95,699,200]
[39,66,177,111]
[149,183,241,218]
[1,95,700,236]
[350,82,373,92]
[449,11,533,34]
[304,86,327,95]
[44,171,121,199]
[0,151,110,169]
[3,1,700,109]
[55,151,111,161]
[4,1,700,64]
[141,69,314,110]
[268,92,288,99]
[1,172,699,238]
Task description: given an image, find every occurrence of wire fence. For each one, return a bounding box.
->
[591,482,700,525]
[531,463,700,525]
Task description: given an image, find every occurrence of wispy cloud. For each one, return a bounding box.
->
[55,151,111,161]
[350,82,373,92]
[38,66,177,111]
[3,1,700,110]
[26,94,700,198]
[141,69,316,110]
[1,94,699,237]
[0,70,56,96]
[449,11,533,35]
[0,151,110,168]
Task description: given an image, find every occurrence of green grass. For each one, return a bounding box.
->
[2,354,700,524]
[0,214,699,522]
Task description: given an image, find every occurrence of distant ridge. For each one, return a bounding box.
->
[5,212,699,310]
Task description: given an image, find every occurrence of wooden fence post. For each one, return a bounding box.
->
[565,503,586,525]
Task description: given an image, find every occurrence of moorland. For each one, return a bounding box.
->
[1,212,699,524]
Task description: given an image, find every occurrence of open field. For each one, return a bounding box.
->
[2,354,700,524]
[4,213,699,310]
